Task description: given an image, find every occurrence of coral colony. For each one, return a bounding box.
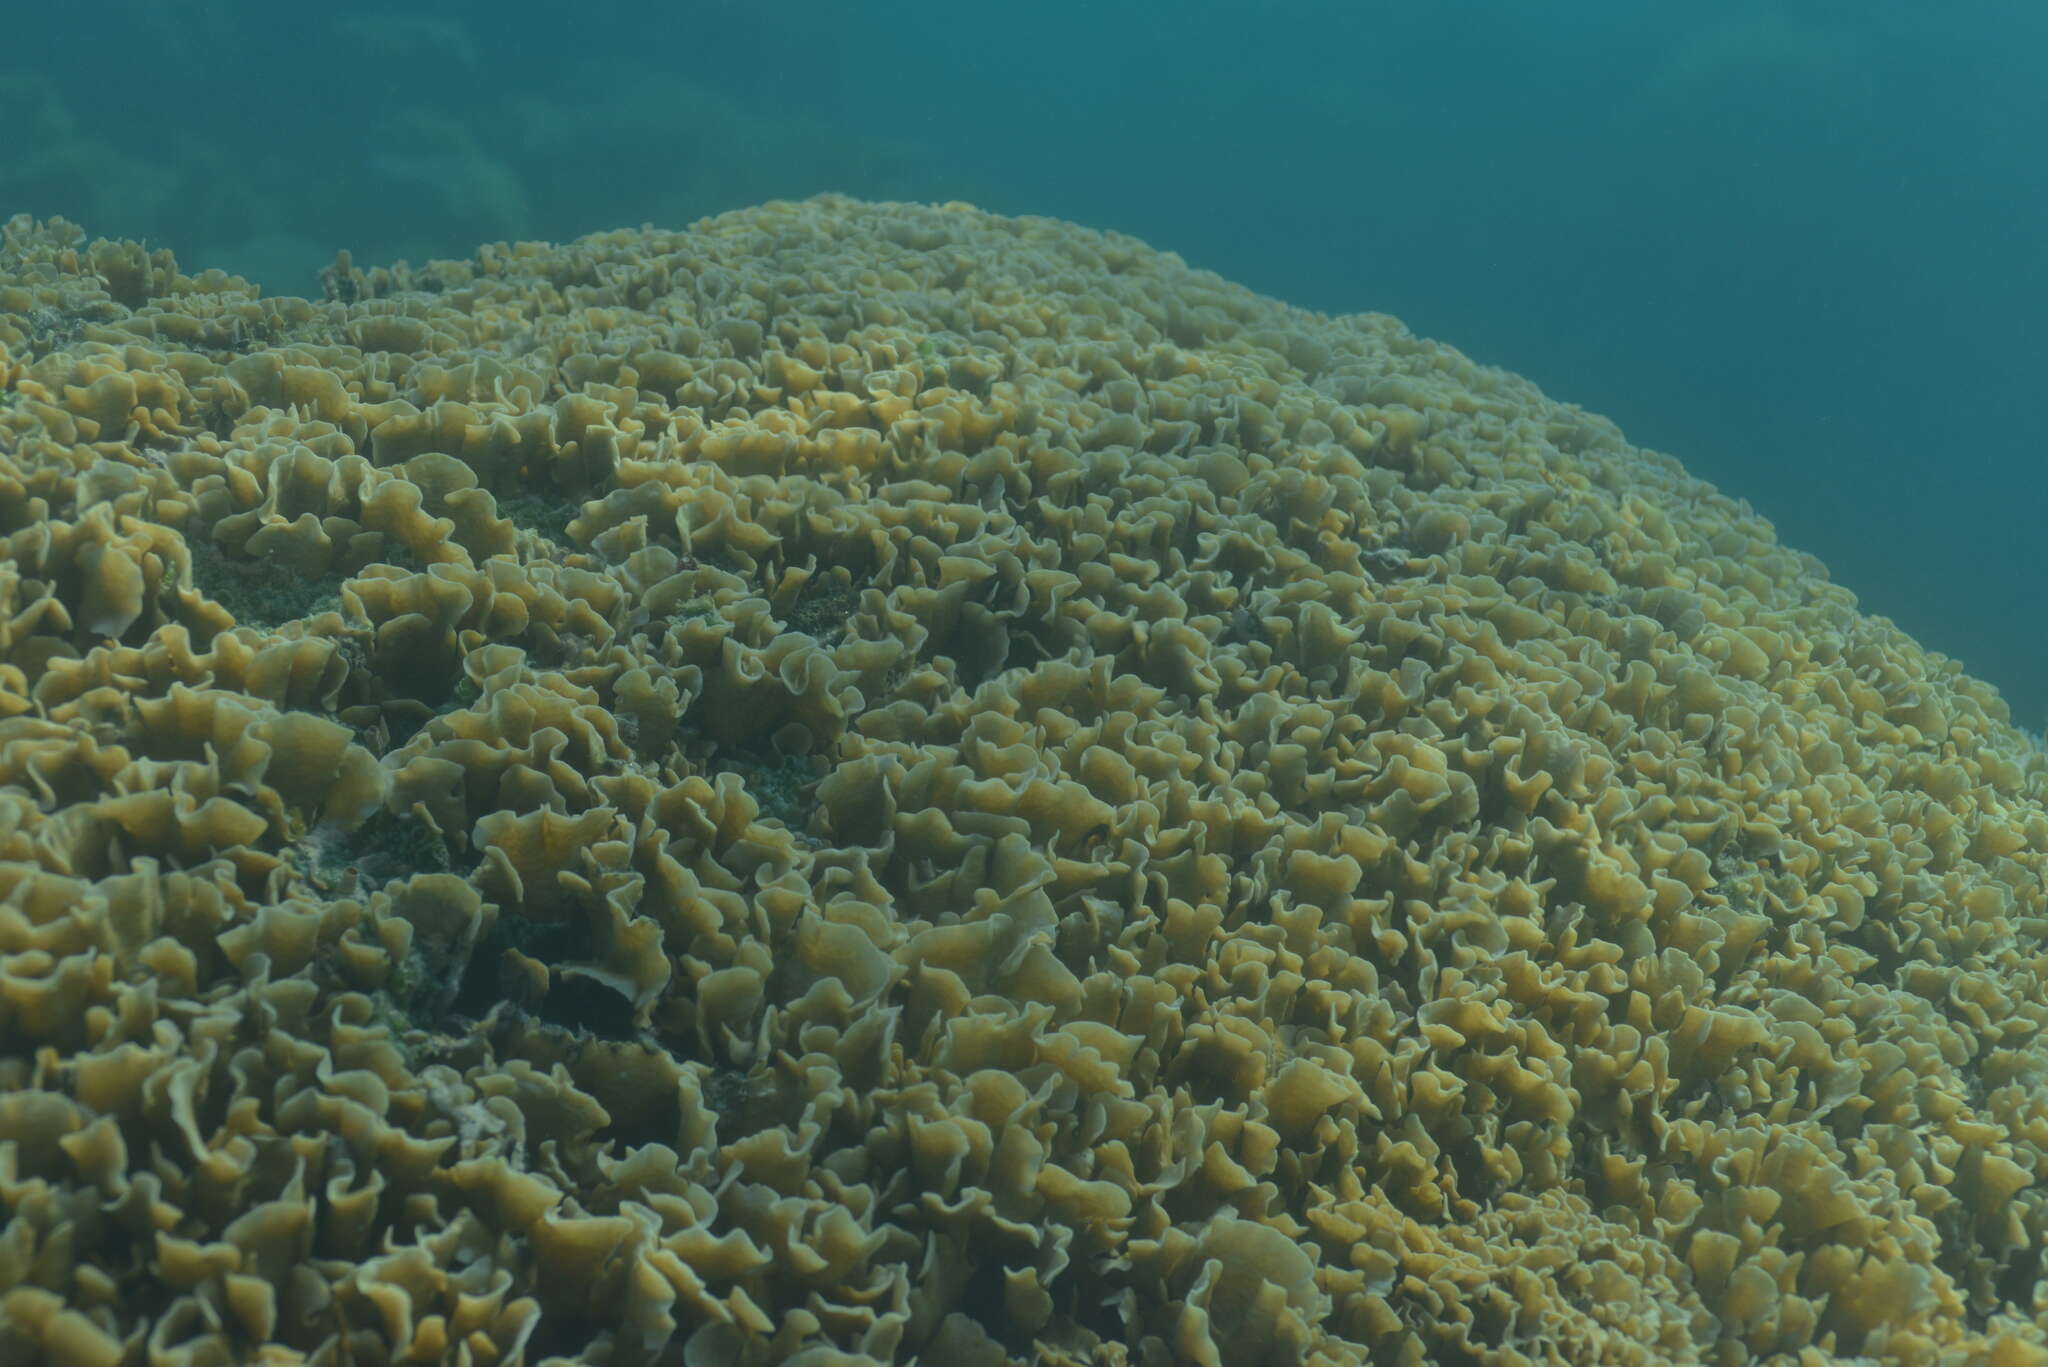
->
[1,199,2045,1365]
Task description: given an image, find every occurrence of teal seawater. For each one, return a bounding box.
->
[6,0,2042,730]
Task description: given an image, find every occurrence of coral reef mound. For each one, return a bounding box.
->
[2,196,2047,1367]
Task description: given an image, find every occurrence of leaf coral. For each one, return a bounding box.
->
[1,199,2046,1366]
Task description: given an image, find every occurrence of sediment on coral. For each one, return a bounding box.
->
[2,197,2047,1367]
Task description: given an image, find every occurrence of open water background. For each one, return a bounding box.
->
[7,0,2042,731]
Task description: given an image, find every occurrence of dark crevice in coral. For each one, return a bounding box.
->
[533,972,639,1041]
[445,910,640,1043]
